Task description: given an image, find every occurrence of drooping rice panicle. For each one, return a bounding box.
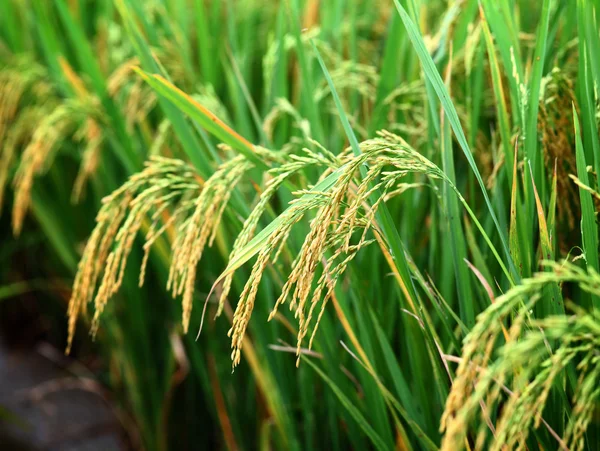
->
[441,262,600,451]
[223,131,447,367]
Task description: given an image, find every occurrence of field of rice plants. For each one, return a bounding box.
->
[1,0,599,449]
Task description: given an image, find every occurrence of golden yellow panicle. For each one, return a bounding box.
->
[222,132,444,369]
[66,152,256,350]
[66,158,201,352]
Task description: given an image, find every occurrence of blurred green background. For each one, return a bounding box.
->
[1,0,600,450]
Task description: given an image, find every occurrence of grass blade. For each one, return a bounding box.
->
[573,106,600,310]
[302,357,389,451]
[392,0,517,281]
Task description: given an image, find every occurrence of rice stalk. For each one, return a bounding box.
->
[66,146,282,352]
[440,261,600,451]
[223,131,447,367]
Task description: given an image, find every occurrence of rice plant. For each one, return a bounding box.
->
[1,0,599,450]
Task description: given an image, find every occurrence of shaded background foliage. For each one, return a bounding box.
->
[1,0,599,450]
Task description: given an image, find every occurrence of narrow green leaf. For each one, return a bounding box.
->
[440,58,474,326]
[302,357,389,451]
[392,0,517,281]
[529,163,563,315]
[288,0,324,142]
[115,0,215,178]
[480,6,514,186]
[509,143,523,278]
[524,0,551,191]
[573,106,600,310]
[134,70,262,168]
